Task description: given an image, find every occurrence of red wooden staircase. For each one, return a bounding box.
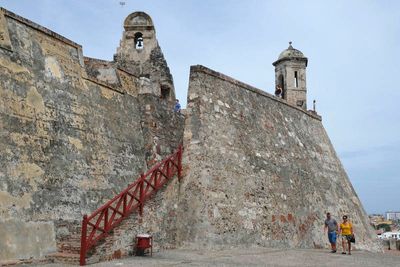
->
[79,145,183,265]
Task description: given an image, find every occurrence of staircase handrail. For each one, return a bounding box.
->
[79,145,183,265]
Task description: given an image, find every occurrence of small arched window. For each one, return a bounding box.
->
[134,32,144,49]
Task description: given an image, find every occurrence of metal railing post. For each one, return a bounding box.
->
[178,145,183,180]
[104,208,109,232]
[139,173,145,216]
[80,214,88,266]
[154,170,158,189]
[123,193,127,215]
[167,159,171,179]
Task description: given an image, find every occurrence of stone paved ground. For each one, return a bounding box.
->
[42,248,400,267]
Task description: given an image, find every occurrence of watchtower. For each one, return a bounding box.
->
[272,42,308,110]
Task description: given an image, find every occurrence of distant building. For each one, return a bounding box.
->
[386,211,400,221]
[369,214,385,227]
[379,231,400,240]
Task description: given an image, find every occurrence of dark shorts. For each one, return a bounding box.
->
[328,231,337,244]
[342,234,352,241]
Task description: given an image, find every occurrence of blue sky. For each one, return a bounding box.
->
[1,0,399,214]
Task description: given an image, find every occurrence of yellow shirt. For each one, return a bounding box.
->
[340,222,352,235]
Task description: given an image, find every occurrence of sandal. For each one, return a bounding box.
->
[341,252,346,254]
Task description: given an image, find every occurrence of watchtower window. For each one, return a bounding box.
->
[160,85,170,99]
[134,32,144,50]
[279,75,285,99]
[294,71,298,88]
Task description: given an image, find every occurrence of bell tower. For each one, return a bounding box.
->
[272,42,308,110]
[114,11,175,102]
[115,12,157,64]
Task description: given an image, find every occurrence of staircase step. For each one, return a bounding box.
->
[58,241,81,248]
[47,252,80,265]
[59,236,82,242]
[59,246,81,254]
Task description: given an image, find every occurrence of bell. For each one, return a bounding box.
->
[136,37,143,48]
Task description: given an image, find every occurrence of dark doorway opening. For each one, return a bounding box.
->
[160,85,170,99]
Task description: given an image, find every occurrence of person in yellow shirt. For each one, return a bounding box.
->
[339,215,354,255]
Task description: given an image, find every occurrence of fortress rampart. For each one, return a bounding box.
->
[177,65,379,251]
[0,7,379,264]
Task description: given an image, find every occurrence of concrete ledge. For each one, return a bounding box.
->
[84,56,113,65]
[83,76,125,94]
[117,66,140,79]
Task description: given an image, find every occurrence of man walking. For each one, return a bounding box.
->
[324,212,338,253]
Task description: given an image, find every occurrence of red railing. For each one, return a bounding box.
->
[79,145,183,265]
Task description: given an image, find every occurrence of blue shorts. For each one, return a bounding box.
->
[328,231,337,244]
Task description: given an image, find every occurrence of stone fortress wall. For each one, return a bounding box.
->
[0,7,379,264]
[0,8,184,262]
[176,65,379,251]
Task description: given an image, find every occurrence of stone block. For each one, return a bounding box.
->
[0,220,57,260]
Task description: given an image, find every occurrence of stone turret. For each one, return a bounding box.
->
[273,42,308,110]
[115,11,175,101]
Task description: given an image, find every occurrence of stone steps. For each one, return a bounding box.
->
[46,252,80,265]
[58,240,81,254]
[59,236,81,242]
[58,237,81,244]
[53,233,82,264]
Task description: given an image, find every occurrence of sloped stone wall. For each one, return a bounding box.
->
[177,65,380,251]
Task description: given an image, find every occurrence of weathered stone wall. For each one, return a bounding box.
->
[177,65,380,251]
[0,8,185,262]
[138,94,185,166]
